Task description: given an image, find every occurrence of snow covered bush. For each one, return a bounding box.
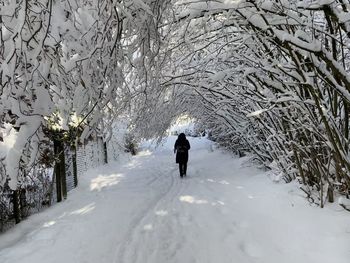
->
[123,132,138,155]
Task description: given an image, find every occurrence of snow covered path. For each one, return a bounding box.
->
[0,136,349,263]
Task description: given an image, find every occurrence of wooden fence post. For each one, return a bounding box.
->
[103,141,108,164]
[12,190,21,224]
[72,144,78,187]
[54,138,67,202]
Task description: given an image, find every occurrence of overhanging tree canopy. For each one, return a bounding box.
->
[1,0,350,206]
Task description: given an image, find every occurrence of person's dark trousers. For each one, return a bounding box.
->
[179,163,187,177]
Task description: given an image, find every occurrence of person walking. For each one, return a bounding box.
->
[174,133,191,177]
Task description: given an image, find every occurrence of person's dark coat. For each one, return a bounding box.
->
[174,133,191,164]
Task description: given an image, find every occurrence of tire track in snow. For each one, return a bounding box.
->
[132,166,185,263]
[129,170,198,263]
[113,162,182,263]
[169,170,207,263]
[138,169,187,263]
[118,168,177,262]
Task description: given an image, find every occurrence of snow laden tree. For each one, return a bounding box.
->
[0,0,170,210]
[161,0,350,206]
[2,0,350,212]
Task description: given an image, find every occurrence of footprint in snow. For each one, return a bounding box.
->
[239,241,263,258]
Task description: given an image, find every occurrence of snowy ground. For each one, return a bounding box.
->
[0,136,349,263]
